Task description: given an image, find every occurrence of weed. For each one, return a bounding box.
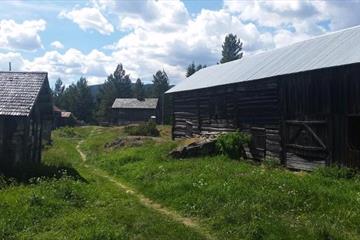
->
[216,131,251,159]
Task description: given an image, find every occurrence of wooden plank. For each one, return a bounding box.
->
[286,153,325,171]
[287,144,325,151]
[286,120,327,125]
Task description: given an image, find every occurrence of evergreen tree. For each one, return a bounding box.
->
[60,77,94,123]
[186,62,207,77]
[134,78,145,101]
[152,70,170,97]
[186,62,196,77]
[53,78,65,106]
[220,33,243,64]
[96,64,133,121]
[196,64,206,71]
[75,77,94,122]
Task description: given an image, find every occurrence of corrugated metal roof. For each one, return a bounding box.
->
[0,72,48,116]
[112,98,158,109]
[167,25,360,94]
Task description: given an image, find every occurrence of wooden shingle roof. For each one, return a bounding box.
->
[0,72,48,116]
[112,98,158,109]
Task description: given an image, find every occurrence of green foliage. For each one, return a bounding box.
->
[216,131,251,159]
[80,126,360,240]
[134,78,145,100]
[186,62,207,77]
[53,78,65,106]
[0,126,205,240]
[56,77,94,123]
[96,64,132,122]
[220,33,243,64]
[124,121,160,137]
[152,70,170,97]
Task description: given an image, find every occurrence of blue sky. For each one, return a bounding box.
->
[1,0,360,87]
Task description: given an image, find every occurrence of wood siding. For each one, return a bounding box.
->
[170,63,360,170]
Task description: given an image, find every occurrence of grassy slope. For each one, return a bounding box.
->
[0,127,205,240]
[81,126,360,240]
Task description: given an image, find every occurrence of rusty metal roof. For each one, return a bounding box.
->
[112,98,158,109]
[0,72,48,116]
[167,25,360,93]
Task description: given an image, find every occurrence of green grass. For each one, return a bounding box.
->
[3,125,360,240]
[79,126,360,240]
[0,127,206,240]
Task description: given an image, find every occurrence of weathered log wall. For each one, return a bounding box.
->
[170,63,360,170]
[172,78,282,161]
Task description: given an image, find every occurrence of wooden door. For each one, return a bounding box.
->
[284,119,331,170]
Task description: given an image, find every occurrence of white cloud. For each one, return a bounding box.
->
[59,7,114,35]
[0,52,25,71]
[0,19,46,51]
[23,48,115,86]
[50,41,64,49]
[94,1,275,83]
[2,0,360,87]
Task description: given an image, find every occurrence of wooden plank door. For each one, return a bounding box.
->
[284,119,331,170]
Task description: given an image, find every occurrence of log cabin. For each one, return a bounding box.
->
[112,98,159,124]
[166,25,360,171]
[0,72,53,171]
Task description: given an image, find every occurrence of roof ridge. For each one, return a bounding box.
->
[194,25,360,74]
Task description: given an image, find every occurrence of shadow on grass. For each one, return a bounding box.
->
[0,162,87,184]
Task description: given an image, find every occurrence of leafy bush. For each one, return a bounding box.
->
[216,131,251,159]
[124,121,160,137]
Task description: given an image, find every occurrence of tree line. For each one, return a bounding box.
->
[53,65,170,123]
[53,33,243,123]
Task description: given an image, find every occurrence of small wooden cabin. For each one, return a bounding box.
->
[166,26,360,171]
[53,106,77,128]
[112,98,159,124]
[0,72,53,171]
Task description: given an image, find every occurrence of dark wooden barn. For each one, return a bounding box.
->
[112,98,159,124]
[0,72,53,171]
[166,26,360,171]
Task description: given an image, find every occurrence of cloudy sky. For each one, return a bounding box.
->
[1,0,360,87]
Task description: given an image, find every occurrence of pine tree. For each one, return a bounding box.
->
[196,64,206,71]
[60,77,94,123]
[186,62,196,77]
[134,78,145,101]
[186,62,207,77]
[96,64,133,121]
[153,70,170,97]
[53,78,65,107]
[220,34,243,64]
[75,77,94,122]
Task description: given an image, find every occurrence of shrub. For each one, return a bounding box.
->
[124,121,160,137]
[216,131,251,159]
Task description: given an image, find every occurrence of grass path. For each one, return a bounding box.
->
[76,132,216,240]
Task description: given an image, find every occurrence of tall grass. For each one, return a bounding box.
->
[81,126,360,240]
[0,127,206,240]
